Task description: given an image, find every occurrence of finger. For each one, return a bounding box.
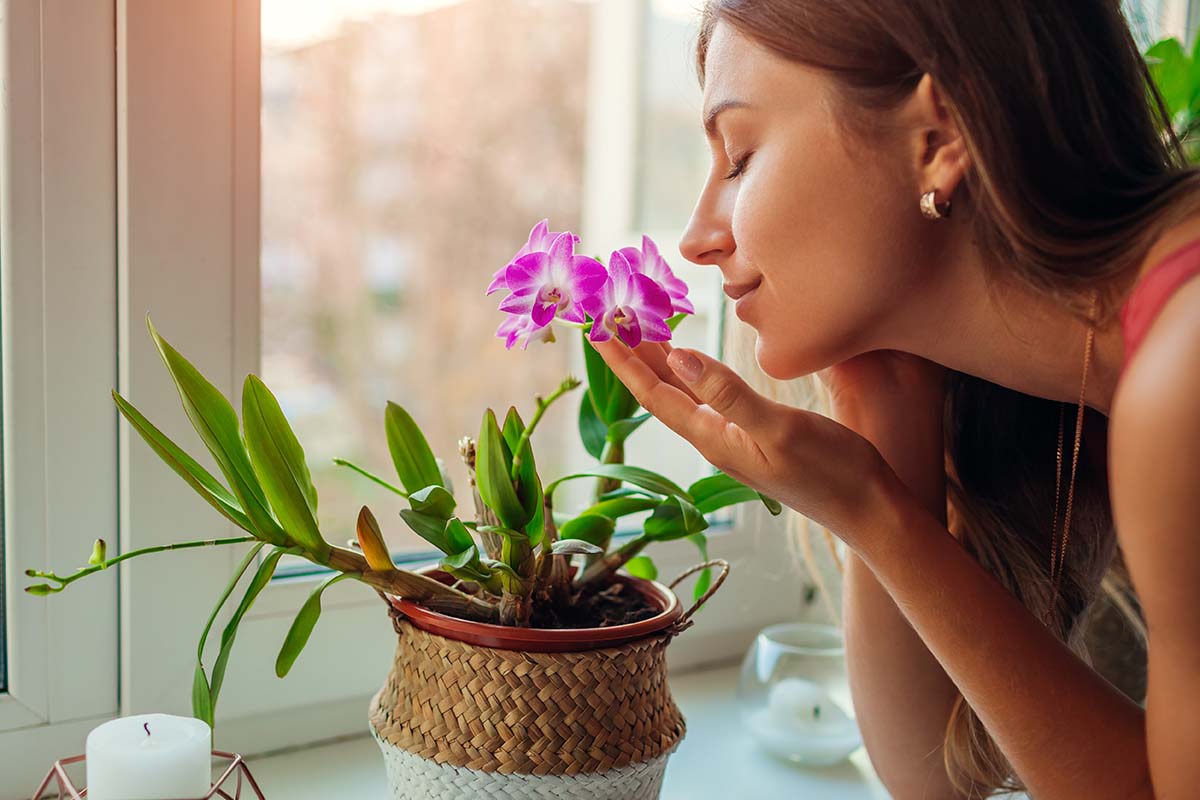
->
[664,348,774,435]
[631,341,702,404]
[588,340,734,448]
[592,339,749,464]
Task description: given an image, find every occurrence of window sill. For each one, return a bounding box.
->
[244,663,889,799]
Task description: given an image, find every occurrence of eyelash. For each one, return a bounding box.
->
[723,152,752,181]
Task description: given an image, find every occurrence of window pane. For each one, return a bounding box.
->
[261,0,594,555]
[636,0,708,234]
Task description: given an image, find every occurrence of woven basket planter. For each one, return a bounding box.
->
[368,560,728,799]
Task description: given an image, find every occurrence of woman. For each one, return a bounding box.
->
[593,2,1199,798]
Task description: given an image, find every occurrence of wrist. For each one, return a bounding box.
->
[853,462,928,568]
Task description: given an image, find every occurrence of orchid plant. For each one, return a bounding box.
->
[23,220,780,729]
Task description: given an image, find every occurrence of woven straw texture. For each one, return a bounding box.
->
[369,617,687,777]
[371,727,672,800]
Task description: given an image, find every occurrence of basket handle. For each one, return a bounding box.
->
[666,559,730,636]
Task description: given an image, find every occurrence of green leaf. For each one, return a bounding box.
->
[686,533,712,604]
[501,407,543,532]
[624,556,658,581]
[689,472,782,516]
[442,545,479,571]
[758,492,783,516]
[385,401,443,494]
[193,664,214,727]
[399,509,453,553]
[242,375,330,561]
[147,319,288,546]
[644,495,709,542]
[546,464,689,501]
[607,412,652,444]
[409,485,456,519]
[210,546,295,705]
[582,328,639,423]
[193,540,268,726]
[581,495,659,520]
[559,513,616,547]
[113,390,254,533]
[666,313,688,332]
[551,539,603,556]
[1147,38,1191,116]
[275,572,352,678]
[444,517,476,555]
[577,392,607,460]
[525,486,546,549]
[476,409,529,529]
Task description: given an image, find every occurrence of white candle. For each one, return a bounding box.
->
[86,713,212,800]
[746,678,862,765]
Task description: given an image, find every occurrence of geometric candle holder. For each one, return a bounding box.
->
[30,751,265,799]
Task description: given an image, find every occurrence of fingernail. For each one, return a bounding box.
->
[667,350,702,382]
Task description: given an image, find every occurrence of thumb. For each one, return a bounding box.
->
[666,348,770,431]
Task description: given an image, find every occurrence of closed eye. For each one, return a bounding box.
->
[724,152,752,181]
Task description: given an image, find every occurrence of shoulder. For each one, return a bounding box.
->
[1109,270,1200,637]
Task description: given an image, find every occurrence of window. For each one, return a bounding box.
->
[1,0,118,791]
[105,0,797,760]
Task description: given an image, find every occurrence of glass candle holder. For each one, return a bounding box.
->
[736,622,862,766]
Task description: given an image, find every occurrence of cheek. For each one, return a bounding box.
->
[731,123,919,376]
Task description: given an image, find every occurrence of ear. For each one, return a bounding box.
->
[904,73,971,202]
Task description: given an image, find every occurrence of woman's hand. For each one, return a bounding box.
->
[590,339,899,544]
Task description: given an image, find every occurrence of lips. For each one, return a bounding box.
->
[722,277,762,300]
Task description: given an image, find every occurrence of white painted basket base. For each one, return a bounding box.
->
[371,727,673,800]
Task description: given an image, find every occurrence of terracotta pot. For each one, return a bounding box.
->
[385,566,683,651]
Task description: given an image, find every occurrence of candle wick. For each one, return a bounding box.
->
[144,722,151,737]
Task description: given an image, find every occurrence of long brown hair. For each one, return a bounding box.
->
[696,1,1193,794]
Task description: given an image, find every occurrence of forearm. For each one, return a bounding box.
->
[858,479,1152,800]
[844,554,964,798]
[838,398,964,798]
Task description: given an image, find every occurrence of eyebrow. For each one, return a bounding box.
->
[703,99,750,138]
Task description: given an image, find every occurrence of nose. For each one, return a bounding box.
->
[679,190,735,268]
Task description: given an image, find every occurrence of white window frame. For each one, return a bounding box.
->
[0,0,119,792]
[115,0,800,761]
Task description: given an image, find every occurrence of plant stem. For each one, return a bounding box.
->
[575,534,650,592]
[28,536,257,592]
[509,375,581,481]
[332,458,409,498]
[326,545,499,623]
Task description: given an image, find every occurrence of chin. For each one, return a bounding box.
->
[753,335,803,380]
[753,332,837,381]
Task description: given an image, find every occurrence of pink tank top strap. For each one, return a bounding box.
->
[1119,236,1200,366]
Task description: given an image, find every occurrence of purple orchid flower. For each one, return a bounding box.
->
[486,219,580,297]
[618,235,694,315]
[495,313,557,350]
[497,231,607,327]
[581,249,673,349]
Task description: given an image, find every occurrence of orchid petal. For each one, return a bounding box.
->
[498,292,536,315]
[616,313,643,349]
[531,298,558,327]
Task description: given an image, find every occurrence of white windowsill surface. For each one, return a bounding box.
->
[245,663,890,799]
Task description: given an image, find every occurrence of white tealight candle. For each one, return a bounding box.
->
[747,678,862,766]
[86,713,212,800]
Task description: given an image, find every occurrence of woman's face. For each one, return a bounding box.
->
[680,21,938,379]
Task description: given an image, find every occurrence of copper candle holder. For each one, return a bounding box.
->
[31,750,265,799]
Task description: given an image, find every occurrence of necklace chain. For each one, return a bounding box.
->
[1044,291,1098,626]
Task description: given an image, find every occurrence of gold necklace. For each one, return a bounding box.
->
[1044,290,1098,626]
